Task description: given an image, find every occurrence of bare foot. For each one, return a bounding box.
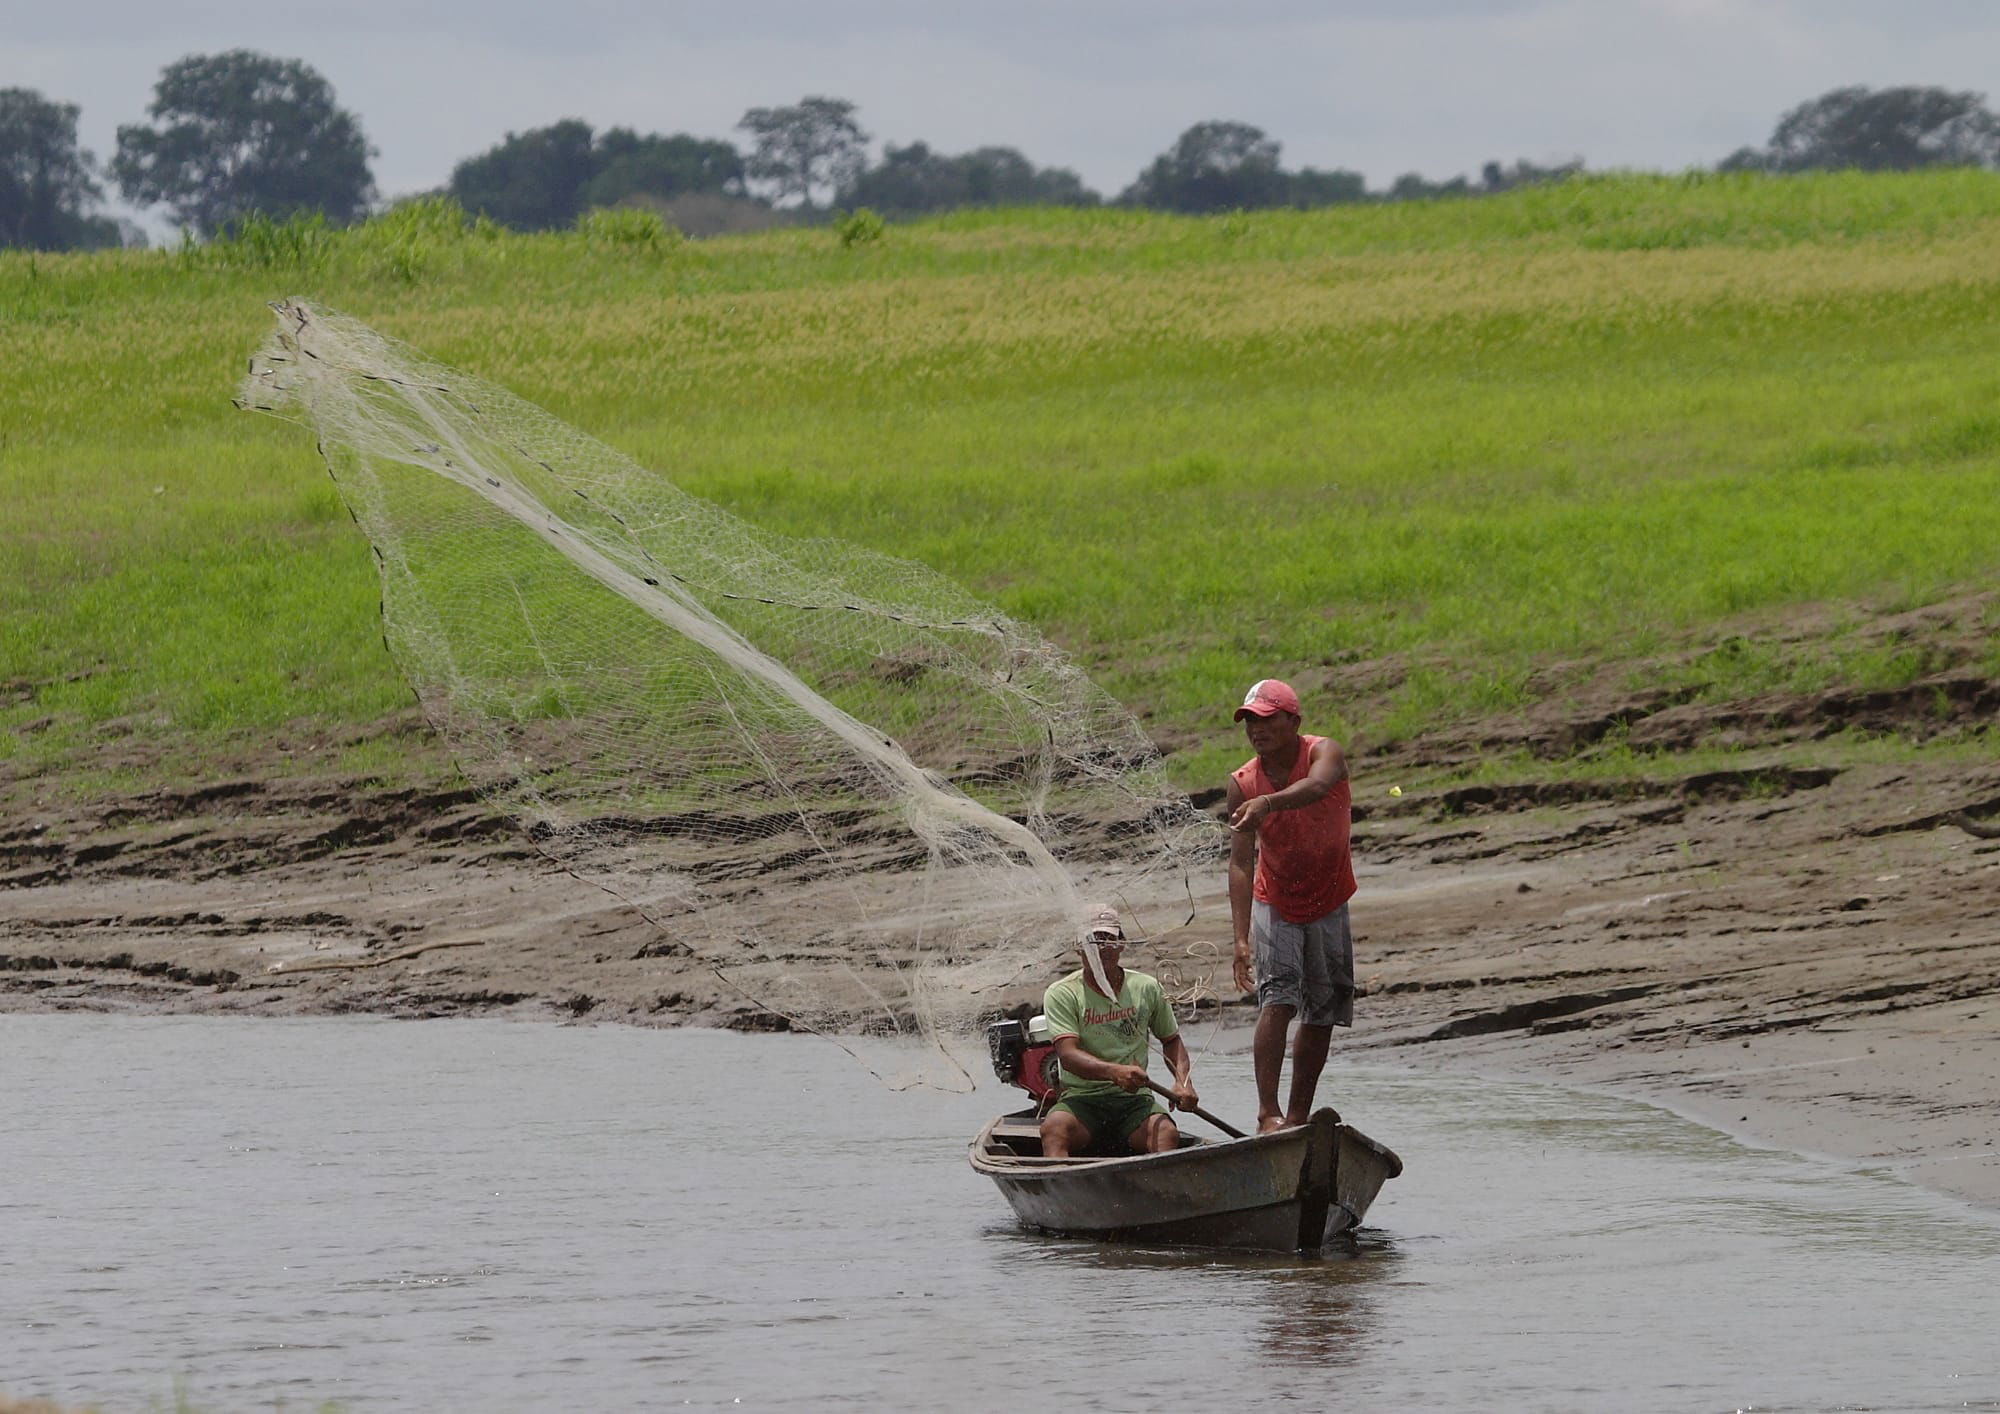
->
[1257,1115,1290,1134]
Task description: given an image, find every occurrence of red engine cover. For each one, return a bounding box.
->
[1020,1042,1060,1103]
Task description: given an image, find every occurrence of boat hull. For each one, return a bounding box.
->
[969,1106,1400,1254]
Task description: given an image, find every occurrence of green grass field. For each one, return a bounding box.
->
[4,172,1999,795]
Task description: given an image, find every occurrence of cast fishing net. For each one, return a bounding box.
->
[238,300,1224,1083]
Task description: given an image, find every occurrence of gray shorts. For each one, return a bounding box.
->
[1252,900,1354,1028]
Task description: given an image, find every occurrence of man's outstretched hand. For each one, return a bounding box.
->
[1228,794,1270,831]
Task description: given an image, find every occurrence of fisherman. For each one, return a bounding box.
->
[1224,678,1357,1133]
[1039,907,1199,1158]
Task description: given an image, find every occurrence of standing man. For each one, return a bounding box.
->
[1225,678,1357,1133]
[1040,907,1199,1158]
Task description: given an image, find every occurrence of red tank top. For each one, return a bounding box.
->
[1231,734,1357,924]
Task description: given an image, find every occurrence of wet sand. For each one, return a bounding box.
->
[1330,755,2000,1210]
[5,741,1996,1210]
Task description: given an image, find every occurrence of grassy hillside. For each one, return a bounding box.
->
[4,173,1999,796]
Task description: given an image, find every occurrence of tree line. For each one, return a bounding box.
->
[8,49,2000,251]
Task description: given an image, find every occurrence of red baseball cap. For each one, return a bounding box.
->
[1083,907,1125,941]
[1234,678,1301,720]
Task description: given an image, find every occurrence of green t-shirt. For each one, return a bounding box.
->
[1041,968,1178,1099]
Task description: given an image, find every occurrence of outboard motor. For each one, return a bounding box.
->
[986,1014,1060,1105]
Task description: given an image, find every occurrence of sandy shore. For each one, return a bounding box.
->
[4,753,1998,1209]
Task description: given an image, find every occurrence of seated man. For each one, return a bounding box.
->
[1039,907,1199,1158]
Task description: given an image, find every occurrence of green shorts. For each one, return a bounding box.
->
[1050,1089,1165,1146]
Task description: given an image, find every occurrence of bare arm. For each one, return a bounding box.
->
[1226,778,1257,995]
[1159,1033,1197,1110]
[1052,1035,1146,1093]
[1227,738,1348,831]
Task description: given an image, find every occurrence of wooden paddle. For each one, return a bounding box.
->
[1146,1077,1247,1139]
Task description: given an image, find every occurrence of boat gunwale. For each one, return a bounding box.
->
[970,1109,1402,1179]
[968,1107,1334,1179]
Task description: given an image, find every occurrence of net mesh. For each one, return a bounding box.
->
[238,299,1225,1082]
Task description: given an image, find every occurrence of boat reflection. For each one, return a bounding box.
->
[1250,1230,1402,1370]
[980,1222,1401,1371]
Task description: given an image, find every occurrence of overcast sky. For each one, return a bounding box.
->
[15,0,2000,232]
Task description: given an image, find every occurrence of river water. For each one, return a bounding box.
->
[3,1014,1997,1412]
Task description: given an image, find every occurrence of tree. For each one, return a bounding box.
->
[111,50,374,235]
[449,119,596,231]
[0,88,121,249]
[1479,157,1583,193]
[953,146,1096,206]
[585,128,745,209]
[1121,121,1290,213]
[838,141,1098,214]
[737,96,868,209]
[1388,171,1470,201]
[1739,85,2000,173]
[1289,166,1368,207]
[449,122,748,231]
[838,140,963,213]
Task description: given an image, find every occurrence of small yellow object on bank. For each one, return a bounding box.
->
[1389,785,1403,797]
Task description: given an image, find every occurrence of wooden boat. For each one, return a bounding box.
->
[969,1105,1402,1254]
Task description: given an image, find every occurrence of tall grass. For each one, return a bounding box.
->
[4,174,1999,791]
